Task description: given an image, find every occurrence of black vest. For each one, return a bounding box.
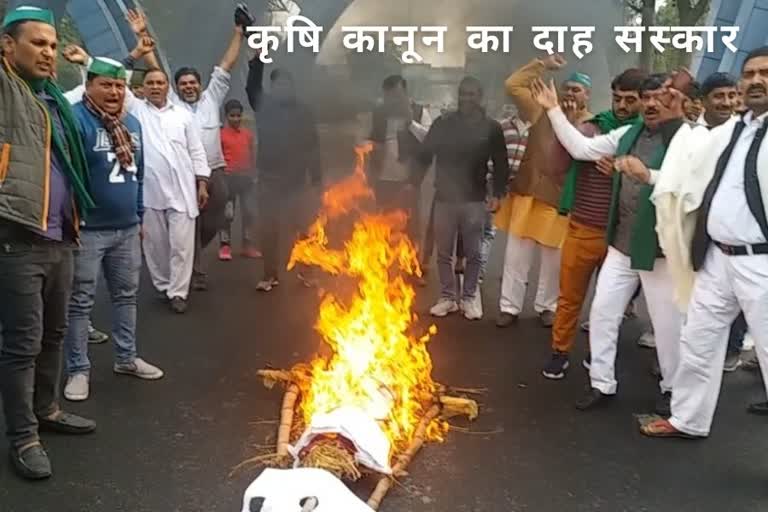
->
[691,116,768,270]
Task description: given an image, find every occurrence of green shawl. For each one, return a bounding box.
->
[558,111,640,215]
[605,119,669,271]
[26,77,94,217]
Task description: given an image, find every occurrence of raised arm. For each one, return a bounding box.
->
[218,26,244,72]
[245,54,266,112]
[505,54,566,125]
[531,78,625,161]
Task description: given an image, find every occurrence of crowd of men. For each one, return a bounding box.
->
[0,3,767,484]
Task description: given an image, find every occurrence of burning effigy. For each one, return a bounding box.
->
[240,144,479,511]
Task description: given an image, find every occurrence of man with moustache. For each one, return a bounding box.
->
[0,6,97,480]
[58,54,164,403]
[414,76,510,320]
[531,74,687,415]
[641,47,768,438]
[127,7,249,291]
[541,68,646,380]
[496,55,587,329]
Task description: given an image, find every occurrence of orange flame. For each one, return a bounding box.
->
[288,143,445,455]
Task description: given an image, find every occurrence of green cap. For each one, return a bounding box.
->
[566,72,592,89]
[2,6,55,28]
[88,57,127,80]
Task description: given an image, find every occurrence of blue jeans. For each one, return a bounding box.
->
[64,226,141,375]
[434,201,486,301]
[479,210,496,281]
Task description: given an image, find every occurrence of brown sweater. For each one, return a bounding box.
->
[505,59,592,207]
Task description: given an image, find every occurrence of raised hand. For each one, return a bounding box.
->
[62,44,89,65]
[542,54,567,71]
[126,9,148,35]
[531,78,559,111]
[136,35,156,56]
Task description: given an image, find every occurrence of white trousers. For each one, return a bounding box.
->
[142,208,196,300]
[588,246,682,395]
[670,247,768,437]
[499,233,560,315]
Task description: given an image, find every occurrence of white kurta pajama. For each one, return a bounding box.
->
[546,107,685,395]
[127,95,211,300]
[653,111,768,437]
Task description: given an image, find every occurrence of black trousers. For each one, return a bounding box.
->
[257,184,315,280]
[0,238,73,449]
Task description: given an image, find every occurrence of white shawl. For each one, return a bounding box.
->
[652,116,768,311]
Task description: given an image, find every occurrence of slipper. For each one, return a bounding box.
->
[639,418,701,439]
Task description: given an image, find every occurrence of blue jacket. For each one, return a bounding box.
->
[73,104,144,230]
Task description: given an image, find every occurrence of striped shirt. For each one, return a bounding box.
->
[570,123,614,230]
[500,115,529,179]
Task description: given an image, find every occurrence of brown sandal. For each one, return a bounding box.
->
[640,418,701,439]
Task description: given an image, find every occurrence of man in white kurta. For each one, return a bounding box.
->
[125,9,247,290]
[128,69,210,313]
[642,47,768,438]
[531,76,686,415]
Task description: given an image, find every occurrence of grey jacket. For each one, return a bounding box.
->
[0,58,54,233]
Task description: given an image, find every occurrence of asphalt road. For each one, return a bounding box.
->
[0,229,766,512]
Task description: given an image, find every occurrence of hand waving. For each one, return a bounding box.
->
[126,9,148,35]
[542,54,567,71]
[531,78,560,111]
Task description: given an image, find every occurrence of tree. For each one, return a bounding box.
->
[625,0,657,72]
[654,0,711,72]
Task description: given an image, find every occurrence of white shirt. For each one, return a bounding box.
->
[170,67,231,170]
[126,94,211,218]
[707,111,768,245]
[547,107,669,184]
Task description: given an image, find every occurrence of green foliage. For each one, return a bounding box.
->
[653,0,711,72]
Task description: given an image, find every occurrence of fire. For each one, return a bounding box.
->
[287,143,446,455]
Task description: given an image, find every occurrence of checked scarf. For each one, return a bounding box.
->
[83,93,135,169]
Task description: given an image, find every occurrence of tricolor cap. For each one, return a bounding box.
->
[566,72,593,89]
[88,57,128,80]
[2,6,55,28]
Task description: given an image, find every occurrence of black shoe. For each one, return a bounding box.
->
[170,297,188,314]
[539,310,555,328]
[747,401,768,415]
[9,444,51,480]
[192,274,208,292]
[542,352,570,380]
[155,290,170,303]
[38,411,96,435]
[655,392,672,417]
[496,312,518,328]
[575,388,612,411]
[582,353,591,371]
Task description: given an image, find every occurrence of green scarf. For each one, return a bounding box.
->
[558,111,640,215]
[26,76,94,217]
[605,119,669,271]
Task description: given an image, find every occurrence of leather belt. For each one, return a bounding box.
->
[714,241,768,256]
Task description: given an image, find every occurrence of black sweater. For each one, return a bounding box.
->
[414,111,510,202]
[245,57,321,191]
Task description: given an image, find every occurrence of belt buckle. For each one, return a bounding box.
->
[718,243,735,255]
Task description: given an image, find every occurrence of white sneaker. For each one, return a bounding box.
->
[114,358,164,380]
[64,374,90,402]
[580,321,590,332]
[637,331,656,349]
[430,298,459,317]
[462,295,483,321]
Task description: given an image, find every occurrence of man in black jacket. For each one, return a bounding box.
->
[414,76,510,321]
[246,55,322,292]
